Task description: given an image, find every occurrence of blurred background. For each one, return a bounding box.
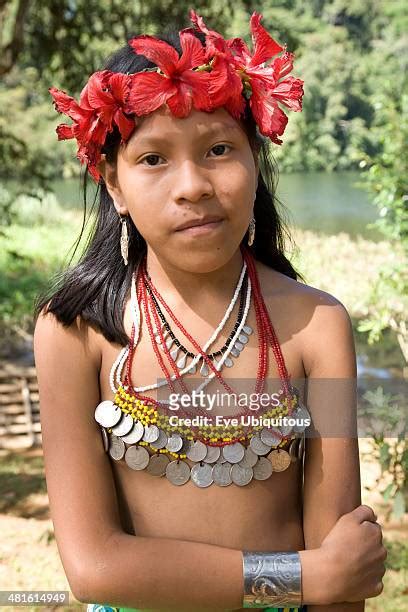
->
[0,1,407,610]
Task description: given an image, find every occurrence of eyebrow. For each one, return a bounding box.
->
[128,123,242,149]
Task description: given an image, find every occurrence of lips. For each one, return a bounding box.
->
[175,215,224,231]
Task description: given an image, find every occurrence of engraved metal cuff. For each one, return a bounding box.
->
[242,550,302,608]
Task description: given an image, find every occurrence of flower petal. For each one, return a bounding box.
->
[189,9,227,56]
[127,72,176,115]
[177,31,207,73]
[250,87,288,144]
[207,55,243,111]
[272,76,304,111]
[167,82,193,117]
[56,124,74,140]
[49,87,76,114]
[189,9,212,35]
[114,109,136,140]
[249,12,283,68]
[129,35,179,76]
[181,70,212,111]
[81,71,113,109]
[109,72,131,105]
[226,37,252,63]
[272,51,295,80]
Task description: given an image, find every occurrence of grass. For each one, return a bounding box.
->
[0,205,86,354]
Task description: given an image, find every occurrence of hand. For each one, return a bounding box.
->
[318,504,387,604]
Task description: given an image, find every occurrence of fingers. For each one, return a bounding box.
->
[350,504,377,523]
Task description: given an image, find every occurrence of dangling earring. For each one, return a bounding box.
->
[119,214,129,265]
[248,215,256,246]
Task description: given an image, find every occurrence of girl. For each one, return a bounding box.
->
[34,10,386,612]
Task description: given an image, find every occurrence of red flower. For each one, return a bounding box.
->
[190,10,304,144]
[49,71,134,181]
[128,31,212,117]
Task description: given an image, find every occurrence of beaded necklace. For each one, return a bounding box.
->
[95,247,311,487]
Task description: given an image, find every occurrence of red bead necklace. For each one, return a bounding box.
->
[123,247,294,442]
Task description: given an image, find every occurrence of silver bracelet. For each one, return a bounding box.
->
[242,550,302,608]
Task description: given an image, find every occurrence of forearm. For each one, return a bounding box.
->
[81,533,326,611]
[81,531,244,611]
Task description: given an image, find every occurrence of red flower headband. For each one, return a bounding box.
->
[49,10,304,182]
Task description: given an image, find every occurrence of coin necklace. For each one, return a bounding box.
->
[95,246,311,486]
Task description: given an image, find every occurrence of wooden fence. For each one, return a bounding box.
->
[0,363,41,449]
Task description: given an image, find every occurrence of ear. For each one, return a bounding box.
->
[97,154,129,215]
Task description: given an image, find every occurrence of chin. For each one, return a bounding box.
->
[167,242,240,273]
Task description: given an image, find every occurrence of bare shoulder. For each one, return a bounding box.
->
[255,260,356,377]
[34,306,101,370]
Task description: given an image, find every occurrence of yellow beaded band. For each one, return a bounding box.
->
[112,385,298,449]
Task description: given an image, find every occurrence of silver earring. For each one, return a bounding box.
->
[248,215,256,246]
[120,215,129,265]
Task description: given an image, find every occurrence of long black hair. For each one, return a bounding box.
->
[34,29,305,347]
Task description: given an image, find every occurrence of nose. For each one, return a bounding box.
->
[171,159,214,204]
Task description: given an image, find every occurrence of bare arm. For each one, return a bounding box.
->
[301,294,365,612]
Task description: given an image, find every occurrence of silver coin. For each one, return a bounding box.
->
[150,428,168,449]
[108,434,125,460]
[120,420,145,444]
[94,400,122,428]
[165,433,183,453]
[234,341,244,351]
[253,456,273,480]
[238,447,258,468]
[216,454,227,464]
[231,464,253,486]
[222,442,245,464]
[179,437,192,455]
[280,420,294,436]
[224,357,234,367]
[250,434,272,456]
[124,445,150,470]
[297,435,305,460]
[230,347,240,358]
[289,438,299,462]
[186,440,208,462]
[166,460,191,485]
[242,325,253,335]
[100,427,109,452]
[142,424,160,443]
[146,453,170,476]
[111,413,134,437]
[191,462,214,488]
[238,334,249,344]
[212,462,232,486]
[260,427,281,447]
[293,404,311,433]
[203,445,221,463]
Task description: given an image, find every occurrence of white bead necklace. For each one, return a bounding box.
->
[109,260,248,394]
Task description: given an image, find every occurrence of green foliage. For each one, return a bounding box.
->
[360,385,407,520]
[384,539,408,572]
[355,87,408,363]
[0,0,406,183]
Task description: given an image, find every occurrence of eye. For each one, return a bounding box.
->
[209,144,231,157]
[139,154,164,166]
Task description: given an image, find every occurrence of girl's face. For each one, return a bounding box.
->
[104,106,258,273]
